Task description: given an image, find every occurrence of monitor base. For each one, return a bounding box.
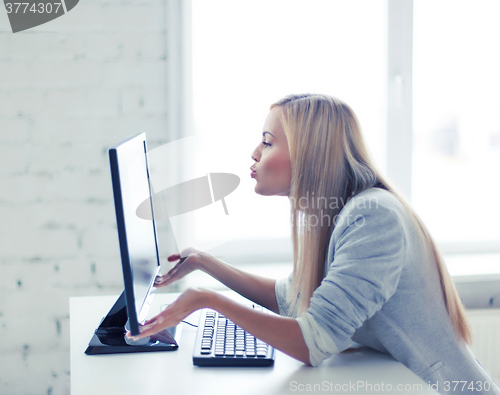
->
[84,291,180,355]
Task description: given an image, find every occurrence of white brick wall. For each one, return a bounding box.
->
[0,1,169,394]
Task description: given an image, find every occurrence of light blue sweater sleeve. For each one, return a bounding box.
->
[296,198,406,365]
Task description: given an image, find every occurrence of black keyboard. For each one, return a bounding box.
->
[192,306,275,367]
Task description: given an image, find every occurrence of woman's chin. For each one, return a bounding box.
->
[253,184,264,195]
[254,185,288,197]
[253,183,267,196]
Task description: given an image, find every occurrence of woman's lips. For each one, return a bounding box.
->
[250,171,256,178]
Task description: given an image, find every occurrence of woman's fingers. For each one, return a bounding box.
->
[125,326,152,340]
[155,264,180,285]
[133,314,176,339]
[143,315,162,326]
[132,324,158,339]
[125,306,176,339]
[167,253,181,262]
[150,329,176,344]
[155,273,172,285]
[126,322,159,340]
[155,254,180,286]
[154,276,166,287]
[155,257,190,287]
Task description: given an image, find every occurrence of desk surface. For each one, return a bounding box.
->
[70,292,436,395]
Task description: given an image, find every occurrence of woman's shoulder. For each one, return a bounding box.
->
[335,187,405,227]
[328,187,418,260]
[348,187,401,209]
[325,187,410,270]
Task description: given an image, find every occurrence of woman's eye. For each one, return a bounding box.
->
[262,141,271,148]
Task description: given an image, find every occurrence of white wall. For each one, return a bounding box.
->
[0,1,169,393]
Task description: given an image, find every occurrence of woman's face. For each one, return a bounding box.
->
[250,107,292,196]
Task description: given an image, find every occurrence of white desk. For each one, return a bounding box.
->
[70,292,437,395]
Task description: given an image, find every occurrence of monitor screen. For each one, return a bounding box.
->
[109,133,160,336]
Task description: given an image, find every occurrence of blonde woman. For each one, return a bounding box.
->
[130,94,499,394]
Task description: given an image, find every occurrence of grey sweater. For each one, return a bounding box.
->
[275,188,500,394]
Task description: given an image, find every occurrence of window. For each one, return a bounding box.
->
[413,0,500,252]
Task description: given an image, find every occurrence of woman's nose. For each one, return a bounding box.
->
[251,146,260,162]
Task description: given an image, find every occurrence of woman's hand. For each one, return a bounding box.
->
[127,287,213,340]
[155,247,206,288]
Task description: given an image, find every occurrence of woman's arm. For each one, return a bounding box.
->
[198,253,279,314]
[210,290,310,365]
[156,251,279,314]
[129,287,311,365]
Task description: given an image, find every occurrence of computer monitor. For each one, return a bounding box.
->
[85,133,180,355]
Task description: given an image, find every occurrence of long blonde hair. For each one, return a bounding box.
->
[271,93,472,344]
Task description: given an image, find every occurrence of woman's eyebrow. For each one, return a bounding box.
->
[263,131,276,138]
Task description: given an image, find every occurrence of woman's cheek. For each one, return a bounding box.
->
[262,154,280,172]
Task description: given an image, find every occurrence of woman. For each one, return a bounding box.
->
[130,94,499,394]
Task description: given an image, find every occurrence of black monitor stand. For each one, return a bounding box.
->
[85,292,180,355]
